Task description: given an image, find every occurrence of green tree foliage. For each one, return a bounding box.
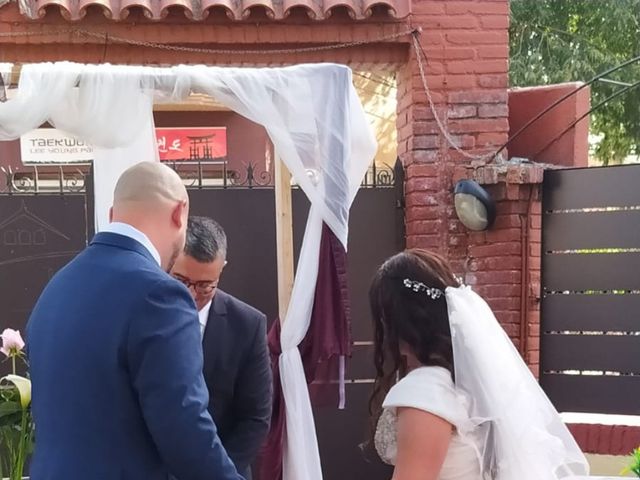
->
[510,0,640,164]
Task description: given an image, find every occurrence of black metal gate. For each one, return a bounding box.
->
[185,161,402,480]
[0,166,91,376]
[541,164,640,415]
[0,160,403,478]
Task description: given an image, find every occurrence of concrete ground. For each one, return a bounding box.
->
[587,454,634,477]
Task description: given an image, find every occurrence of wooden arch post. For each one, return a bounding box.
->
[274,151,294,323]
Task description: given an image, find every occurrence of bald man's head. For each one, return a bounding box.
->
[113,162,187,207]
[110,161,190,272]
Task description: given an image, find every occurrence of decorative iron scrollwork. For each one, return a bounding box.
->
[62,170,87,193]
[169,163,201,188]
[11,173,36,193]
[227,163,273,188]
[361,162,396,188]
[166,159,397,190]
[166,161,272,189]
[0,165,87,194]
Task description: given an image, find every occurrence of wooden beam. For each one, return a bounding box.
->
[4,64,20,87]
[274,153,295,322]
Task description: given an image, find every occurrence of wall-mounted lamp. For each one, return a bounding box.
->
[453,180,496,231]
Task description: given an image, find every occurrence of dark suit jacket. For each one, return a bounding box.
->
[26,232,243,480]
[202,290,272,479]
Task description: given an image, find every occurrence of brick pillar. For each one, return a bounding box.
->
[527,191,542,376]
[398,0,510,255]
[453,164,544,373]
[398,0,527,346]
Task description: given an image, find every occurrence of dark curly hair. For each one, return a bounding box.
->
[367,249,461,434]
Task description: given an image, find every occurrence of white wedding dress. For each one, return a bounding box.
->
[375,366,484,480]
[372,285,590,480]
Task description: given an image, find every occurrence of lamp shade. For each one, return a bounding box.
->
[453,179,496,231]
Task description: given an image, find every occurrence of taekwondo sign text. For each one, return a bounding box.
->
[20,129,94,163]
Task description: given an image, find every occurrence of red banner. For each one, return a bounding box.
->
[155,127,227,161]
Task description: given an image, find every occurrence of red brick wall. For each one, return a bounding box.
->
[399,0,520,341]
[0,4,409,66]
[527,195,542,376]
[448,165,543,371]
[399,0,510,253]
[464,182,542,363]
[509,83,590,167]
[568,424,640,456]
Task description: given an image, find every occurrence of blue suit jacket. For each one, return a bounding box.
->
[26,232,243,480]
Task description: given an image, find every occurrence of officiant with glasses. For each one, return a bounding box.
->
[171,216,272,480]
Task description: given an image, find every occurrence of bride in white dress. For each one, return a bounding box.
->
[368,249,589,480]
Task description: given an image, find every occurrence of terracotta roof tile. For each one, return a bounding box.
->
[22,0,409,21]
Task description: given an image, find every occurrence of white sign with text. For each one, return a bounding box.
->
[20,129,94,163]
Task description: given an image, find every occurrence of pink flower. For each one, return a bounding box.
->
[0,329,25,358]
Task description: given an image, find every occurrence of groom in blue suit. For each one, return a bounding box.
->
[26,162,244,480]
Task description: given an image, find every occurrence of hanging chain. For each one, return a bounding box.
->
[411,32,498,163]
[0,26,416,55]
[0,28,77,38]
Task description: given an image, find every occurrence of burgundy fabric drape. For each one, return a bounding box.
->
[257,320,286,480]
[257,223,351,480]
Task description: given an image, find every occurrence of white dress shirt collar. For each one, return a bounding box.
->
[198,300,213,336]
[102,222,162,267]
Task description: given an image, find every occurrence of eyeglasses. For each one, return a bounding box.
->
[172,274,218,295]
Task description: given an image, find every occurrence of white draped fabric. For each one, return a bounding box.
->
[0,61,377,480]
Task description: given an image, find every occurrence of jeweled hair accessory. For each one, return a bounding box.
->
[402,278,443,299]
